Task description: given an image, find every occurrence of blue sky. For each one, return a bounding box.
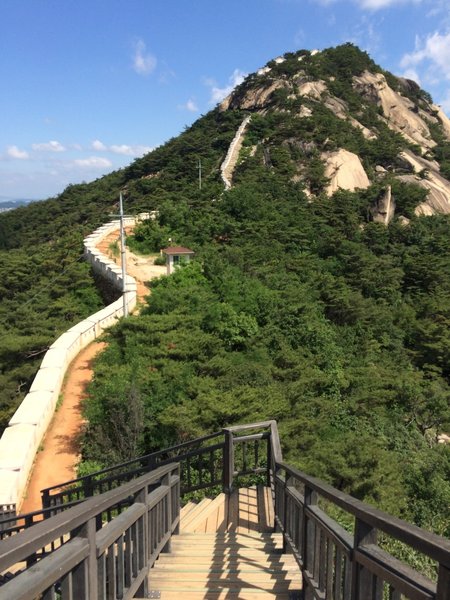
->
[1,0,449,201]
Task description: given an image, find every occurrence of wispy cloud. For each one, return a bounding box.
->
[73,156,113,169]
[178,98,199,112]
[206,69,247,105]
[400,30,450,80]
[313,0,423,9]
[6,145,29,160]
[32,140,66,152]
[401,68,421,84]
[90,140,152,156]
[132,39,157,75]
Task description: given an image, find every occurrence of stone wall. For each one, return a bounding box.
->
[0,216,144,515]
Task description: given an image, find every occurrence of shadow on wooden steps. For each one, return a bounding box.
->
[142,486,302,599]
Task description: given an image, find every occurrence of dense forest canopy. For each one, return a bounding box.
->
[1,45,449,546]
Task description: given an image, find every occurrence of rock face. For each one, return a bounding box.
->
[322,149,371,196]
[398,150,450,215]
[370,185,395,224]
[217,48,450,218]
[220,80,289,111]
[352,71,437,151]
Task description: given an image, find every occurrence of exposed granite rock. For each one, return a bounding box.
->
[397,149,450,215]
[322,149,371,196]
[353,71,436,151]
[220,80,289,111]
[370,185,395,224]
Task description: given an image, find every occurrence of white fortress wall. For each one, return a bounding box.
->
[0,215,146,514]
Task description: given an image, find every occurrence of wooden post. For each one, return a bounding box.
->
[75,518,97,600]
[301,485,318,599]
[223,429,234,494]
[437,564,450,600]
[135,484,149,599]
[351,518,378,600]
[162,472,172,553]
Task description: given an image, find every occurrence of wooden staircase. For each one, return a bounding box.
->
[145,486,302,599]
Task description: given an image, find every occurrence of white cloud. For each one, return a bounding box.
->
[92,139,107,151]
[314,0,422,9]
[115,144,148,155]
[32,140,66,152]
[401,68,421,84]
[356,0,421,8]
[6,145,29,160]
[132,39,157,75]
[207,69,247,105]
[401,31,450,79]
[179,99,199,112]
[73,156,113,169]
[90,141,152,156]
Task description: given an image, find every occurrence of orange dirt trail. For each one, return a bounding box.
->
[20,227,164,513]
[20,341,106,513]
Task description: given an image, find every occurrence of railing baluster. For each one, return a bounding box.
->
[302,484,318,595]
[107,542,116,599]
[326,537,334,598]
[351,518,378,599]
[116,533,124,598]
[223,429,234,493]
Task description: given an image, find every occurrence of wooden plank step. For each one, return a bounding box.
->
[155,555,298,566]
[151,566,299,575]
[147,581,299,591]
[157,556,297,569]
[171,538,283,548]
[159,547,284,556]
[177,532,281,540]
[180,501,197,520]
[238,487,260,533]
[142,592,298,599]
[183,493,227,533]
[181,498,213,531]
[150,572,301,584]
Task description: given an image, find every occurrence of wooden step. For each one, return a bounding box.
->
[155,554,297,566]
[151,565,299,576]
[180,501,197,520]
[147,584,300,594]
[150,571,301,584]
[149,580,300,592]
[180,498,213,531]
[182,493,227,533]
[171,538,282,546]
[141,592,299,599]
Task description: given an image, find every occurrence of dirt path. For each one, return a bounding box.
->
[20,342,106,513]
[20,228,164,512]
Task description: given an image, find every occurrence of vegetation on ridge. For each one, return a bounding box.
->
[0,44,449,552]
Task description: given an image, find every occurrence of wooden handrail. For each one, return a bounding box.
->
[0,463,177,572]
[278,461,450,567]
[1,420,449,600]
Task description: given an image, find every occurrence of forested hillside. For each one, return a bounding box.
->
[1,44,449,542]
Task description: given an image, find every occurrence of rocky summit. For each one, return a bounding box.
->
[219,44,450,222]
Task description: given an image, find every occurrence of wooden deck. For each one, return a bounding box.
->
[180,485,275,534]
[145,486,302,599]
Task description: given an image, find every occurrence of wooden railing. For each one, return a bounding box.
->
[0,463,179,599]
[0,420,449,599]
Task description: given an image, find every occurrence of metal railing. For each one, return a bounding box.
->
[0,420,449,599]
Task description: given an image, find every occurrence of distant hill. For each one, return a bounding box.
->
[0,198,35,212]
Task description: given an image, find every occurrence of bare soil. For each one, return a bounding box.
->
[20,341,106,513]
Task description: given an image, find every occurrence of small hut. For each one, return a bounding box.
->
[161,246,195,275]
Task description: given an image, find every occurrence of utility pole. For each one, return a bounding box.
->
[198,158,202,190]
[119,192,128,318]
